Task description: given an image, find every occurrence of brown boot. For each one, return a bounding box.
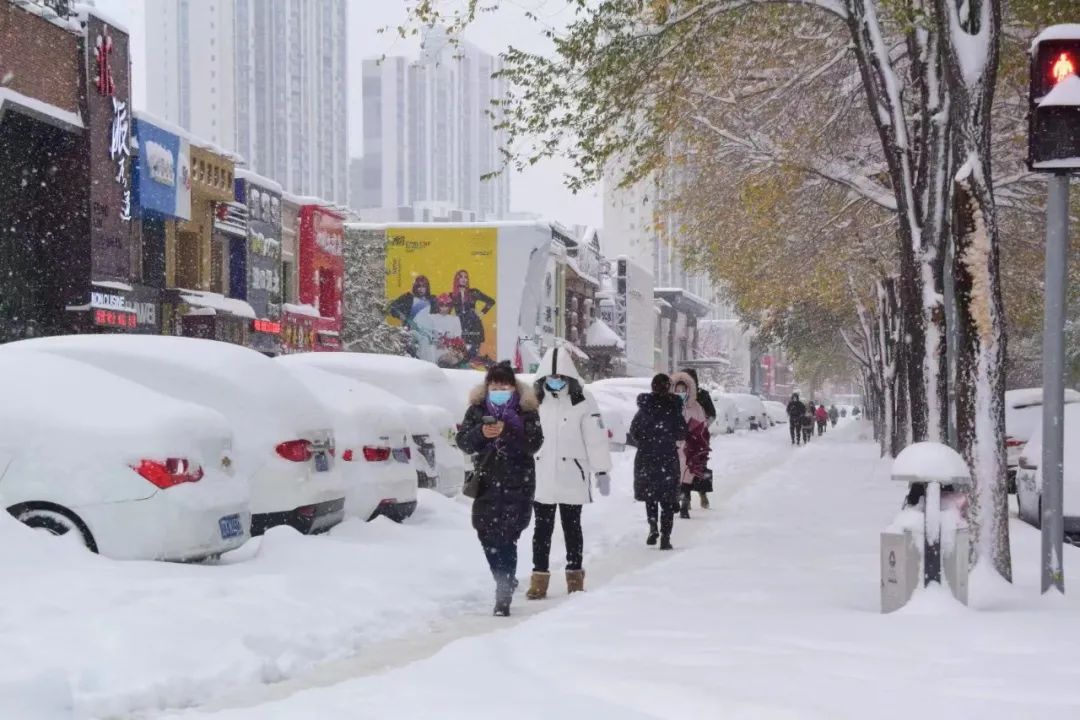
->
[526,571,550,600]
[566,569,586,594]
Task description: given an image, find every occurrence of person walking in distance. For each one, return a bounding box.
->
[828,404,840,427]
[456,362,544,617]
[672,372,711,518]
[802,402,816,444]
[815,403,829,436]
[629,374,686,550]
[786,392,806,445]
[526,347,613,600]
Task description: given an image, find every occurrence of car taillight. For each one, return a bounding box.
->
[363,446,392,462]
[342,449,355,462]
[133,458,204,489]
[393,447,411,463]
[276,439,313,462]
[1006,437,1025,448]
[608,429,613,439]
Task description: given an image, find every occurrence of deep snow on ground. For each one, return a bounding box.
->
[186,421,1080,720]
[0,427,790,720]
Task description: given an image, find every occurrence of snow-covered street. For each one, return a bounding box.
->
[176,420,1080,720]
[0,423,793,720]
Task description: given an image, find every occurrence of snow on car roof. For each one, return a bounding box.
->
[277,353,460,415]
[1005,387,1080,409]
[0,351,230,457]
[277,364,406,446]
[4,336,329,446]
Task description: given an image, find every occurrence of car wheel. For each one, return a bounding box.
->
[15,507,97,552]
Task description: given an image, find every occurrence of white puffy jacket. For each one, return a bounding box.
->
[533,347,613,505]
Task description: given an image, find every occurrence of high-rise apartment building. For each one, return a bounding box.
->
[145,0,348,204]
[353,28,510,221]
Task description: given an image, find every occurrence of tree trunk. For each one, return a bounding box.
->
[939,0,1010,580]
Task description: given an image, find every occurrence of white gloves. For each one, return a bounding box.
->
[595,472,611,497]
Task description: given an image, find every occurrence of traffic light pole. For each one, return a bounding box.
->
[1041,172,1069,595]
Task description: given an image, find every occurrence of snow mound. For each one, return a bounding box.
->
[1039,74,1080,107]
[892,442,970,484]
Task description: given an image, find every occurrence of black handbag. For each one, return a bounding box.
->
[463,448,496,499]
[691,469,714,493]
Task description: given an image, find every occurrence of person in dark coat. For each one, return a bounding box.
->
[629,374,687,550]
[451,269,495,362]
[828,404,840,427]
[786,392,806,445]
[456,361,543,617]
[802,402,816,443]
[681,368,717,424]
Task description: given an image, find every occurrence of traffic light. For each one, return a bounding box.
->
[1029,26,1080,171]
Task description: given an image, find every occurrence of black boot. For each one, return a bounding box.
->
[646,522,659,546]
[679,490,691,520]
[660,535,673,550]
[493,575,513,617]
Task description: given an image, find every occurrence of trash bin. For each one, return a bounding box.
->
[882,442,972,612]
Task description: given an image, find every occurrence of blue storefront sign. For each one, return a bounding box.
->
[133,118,191,220]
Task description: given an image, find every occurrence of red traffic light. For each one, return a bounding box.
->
[1052,53,1076,85]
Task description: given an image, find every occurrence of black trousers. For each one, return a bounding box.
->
[817,420,826,436]
[532,502,583,572]
[645,499,677,536]
[481,539,518,596]
[790,421,800,444]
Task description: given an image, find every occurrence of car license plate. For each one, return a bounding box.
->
[219,514,243,540]
[314,452,330,472]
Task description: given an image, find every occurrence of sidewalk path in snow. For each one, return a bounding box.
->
[185,421,1080,720]
[174,425,800,716]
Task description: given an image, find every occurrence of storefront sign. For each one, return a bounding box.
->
[298,206,345,339]
[133,118,192,220]
[88,284,160,333]
[252,319,281,334]
[85,15,133,281]
[236,180,282,325]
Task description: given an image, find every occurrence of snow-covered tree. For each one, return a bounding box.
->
[342,228,408,356]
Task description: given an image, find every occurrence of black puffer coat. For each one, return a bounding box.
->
[456,383,543,544]
[628,392,686,503]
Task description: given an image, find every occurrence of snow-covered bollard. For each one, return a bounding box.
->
[882,442,972,612]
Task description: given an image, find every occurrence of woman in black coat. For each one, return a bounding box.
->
[451,269,495,361]
[456,361,543,617]
[629,374,687,550]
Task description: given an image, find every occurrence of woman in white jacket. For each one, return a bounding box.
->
[526,346,613,599]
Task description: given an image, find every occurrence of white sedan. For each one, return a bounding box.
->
[0,352,248,561]
[1005,387,1080,492]
[6,336,345,536]
[278,363,418,522]
[279,353,465,497]
[1016,402,1080,535]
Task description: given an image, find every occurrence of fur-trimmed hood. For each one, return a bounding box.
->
[468,381,539,412]
[670,371,700,408]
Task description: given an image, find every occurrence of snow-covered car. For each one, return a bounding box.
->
[277,363,418,522]
[0,351,249,561]
[442,368,487,418]
[1005,388,1080,492]
[1016,402,1080,534]
[6,336,345,536]
[763,400,789,425]
[588,383,637,451]
[719,393,768,431]
[710,393,738,434]
[279,353,464,497]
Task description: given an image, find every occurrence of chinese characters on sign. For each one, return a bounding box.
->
[110,98,132,221]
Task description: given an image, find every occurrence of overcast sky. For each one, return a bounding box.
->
[93,0,603,227]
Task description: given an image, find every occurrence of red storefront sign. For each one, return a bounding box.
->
[252,319,281,335]
[297,204,344,348]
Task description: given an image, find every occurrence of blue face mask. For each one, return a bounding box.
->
[488,389,513,406]
[546,377,568,392]
[676,391,688,403]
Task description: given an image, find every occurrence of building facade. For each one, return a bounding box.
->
[354,27,510,222]
[145,0,349,204]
